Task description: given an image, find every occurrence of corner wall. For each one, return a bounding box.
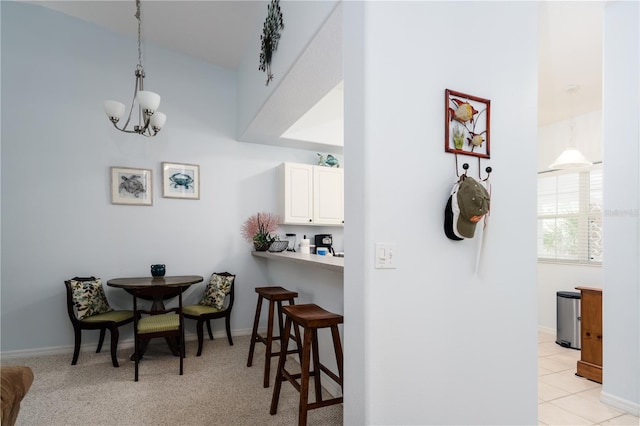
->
[601,0,640,414]
[344,2,538,424]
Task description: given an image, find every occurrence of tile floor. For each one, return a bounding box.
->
[538,331,639,425]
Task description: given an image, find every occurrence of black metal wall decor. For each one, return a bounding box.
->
[259,0,284,86]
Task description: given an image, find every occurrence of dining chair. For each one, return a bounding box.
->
[65,277,134,367]
[132,285,185,381]
[183,272,235,356]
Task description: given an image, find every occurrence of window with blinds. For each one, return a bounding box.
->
[537,165,603,264]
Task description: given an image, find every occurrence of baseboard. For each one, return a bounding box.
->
[538,325,556,336]
[0,328,256,360]
[601,391,640,416]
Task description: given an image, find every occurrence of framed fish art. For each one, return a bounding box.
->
[444,89,491,159]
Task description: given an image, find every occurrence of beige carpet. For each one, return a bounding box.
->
[2,335,343,426]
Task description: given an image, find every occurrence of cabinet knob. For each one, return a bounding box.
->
[586,332,591,337]
[309,219,312,222]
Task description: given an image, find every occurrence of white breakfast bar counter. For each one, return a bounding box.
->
[251,250,344,397]
[251,251,344,271]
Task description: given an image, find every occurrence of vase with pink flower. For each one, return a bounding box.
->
[241,212,280,251]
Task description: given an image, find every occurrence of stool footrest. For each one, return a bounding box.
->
[255,334,282,344]
[281,369,319,389]
[281,369,302,393]
[318,364,341,385]
[307,397,343,410]
[254,336,301,359]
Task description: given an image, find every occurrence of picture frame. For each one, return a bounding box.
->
[162,162,200,199]
[444,89,491,159]
[111,167,153,206]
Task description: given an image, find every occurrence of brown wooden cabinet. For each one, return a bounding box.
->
[576,286,603,383]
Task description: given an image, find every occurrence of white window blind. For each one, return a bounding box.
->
[537,165,602,264]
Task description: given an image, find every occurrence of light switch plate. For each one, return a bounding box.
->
[375,242,397,269]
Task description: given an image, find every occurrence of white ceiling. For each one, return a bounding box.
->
[538,1,603,126]
[29,0,266,70]
[28,0,604,134]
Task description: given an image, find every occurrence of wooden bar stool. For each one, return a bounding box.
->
[247,286,302,387]
[270,303,343,426]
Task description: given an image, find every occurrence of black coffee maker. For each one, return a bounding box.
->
[314,234,335,255]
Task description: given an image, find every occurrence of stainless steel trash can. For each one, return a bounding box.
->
[556,291,581,350]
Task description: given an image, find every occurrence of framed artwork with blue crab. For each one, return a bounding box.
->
[444,89,491,159]
[162,162,200,200]
[111,166,152,206]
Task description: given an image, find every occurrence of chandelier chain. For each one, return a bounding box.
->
[567,84,577,147]
[136,0,143,70]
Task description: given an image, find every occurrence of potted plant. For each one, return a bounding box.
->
[241,212,280,251]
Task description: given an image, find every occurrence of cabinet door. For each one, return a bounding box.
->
[281,163,313,224]
[313,167,344,225]
[580,289,603,366]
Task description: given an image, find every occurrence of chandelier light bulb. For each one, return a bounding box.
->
[150,112,167,130]
[104,100,125,122]
[137,91,161,113]
[549,147,593,170]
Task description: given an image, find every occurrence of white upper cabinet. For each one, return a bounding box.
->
[280,163,314,224]
[279,162,344,226]
[313,166,344,225]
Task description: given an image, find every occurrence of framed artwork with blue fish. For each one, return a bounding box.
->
[111,166,152,206]
[444,89,491,159]
[162,162,200,200]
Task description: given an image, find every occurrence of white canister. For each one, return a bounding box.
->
[299,239,310,254]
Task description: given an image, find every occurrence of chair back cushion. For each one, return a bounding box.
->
[199,273,234,310]
[69,278,113,320]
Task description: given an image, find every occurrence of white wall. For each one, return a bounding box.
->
[537,263,603,332]
[343,2,367,422]
[601,0,640,414]
[0,2,337,354]
[344,2,538,424]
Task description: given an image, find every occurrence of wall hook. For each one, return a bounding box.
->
[482,166,492,181]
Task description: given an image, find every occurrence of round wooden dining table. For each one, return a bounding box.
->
[107,275,204,359]
[107,275,203,309]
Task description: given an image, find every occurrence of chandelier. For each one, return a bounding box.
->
[103,0,166,137]
[549,84,592,170]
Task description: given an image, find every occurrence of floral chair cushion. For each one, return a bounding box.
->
[70,278,113,320]
[199,274,234,310]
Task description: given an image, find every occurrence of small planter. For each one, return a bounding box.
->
[253,241,271,252]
